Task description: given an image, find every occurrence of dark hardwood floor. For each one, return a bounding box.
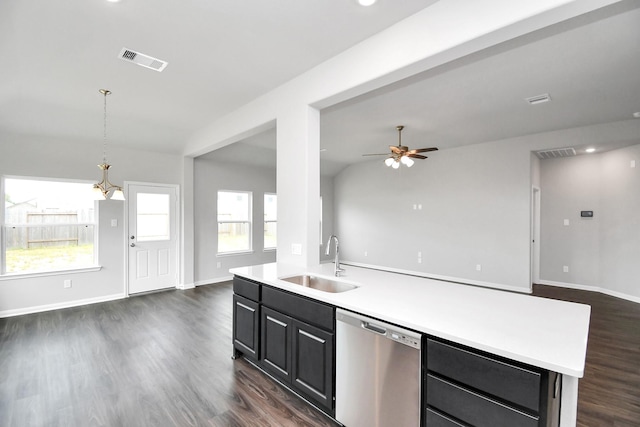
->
[1,282,638,426]
[533,284,640,427]
[0,283,339,427]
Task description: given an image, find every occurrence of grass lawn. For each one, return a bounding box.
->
[6,244,94,273]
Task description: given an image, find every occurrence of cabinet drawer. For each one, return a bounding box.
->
[233,276,261,302]
[427,374,539,427]
[426,408,468,427]
[427,338,541,412]
[262,286,334,332]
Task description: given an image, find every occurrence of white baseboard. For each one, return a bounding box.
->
[176,282,195,290]
[0,293,126,318]
[194,276,233,287]
[538,280,640,304]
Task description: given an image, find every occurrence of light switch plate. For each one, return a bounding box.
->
[291,243,302,255]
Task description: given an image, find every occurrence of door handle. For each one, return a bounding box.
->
[130,243,136,247]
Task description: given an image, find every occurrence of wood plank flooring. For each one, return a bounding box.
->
[1,282,638,426]
[533,284,640,427]
[0,283,339,427]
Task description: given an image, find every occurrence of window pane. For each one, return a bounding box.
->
[137,193,170,241]
[5,225,95,273]
[217,191,249,221]
[3,178,97,274]
[264,194,277,221]
[264,222,277,249]
[218,222,250,253]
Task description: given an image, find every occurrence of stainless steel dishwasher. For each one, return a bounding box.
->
[335,308,422,427]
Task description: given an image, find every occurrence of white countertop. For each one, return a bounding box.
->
[230,262,591,378]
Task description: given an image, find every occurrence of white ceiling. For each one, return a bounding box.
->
[0,0,436,154]
[2,1,639,176]
[206,1,640,175]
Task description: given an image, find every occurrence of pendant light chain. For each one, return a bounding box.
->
[102,89,110,165]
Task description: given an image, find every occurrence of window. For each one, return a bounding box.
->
[217,191,252,254]
[136,193,170,242]
[264,193,277,250]
[2,177,97,275]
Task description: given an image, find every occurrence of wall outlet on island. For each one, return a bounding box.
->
[563,265,569,273]
[63,279,72,289]
[476,264,482,272]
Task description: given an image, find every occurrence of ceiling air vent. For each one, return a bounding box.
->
[525,93,551,105]
[536,147,576,159]
[118,48,168,72]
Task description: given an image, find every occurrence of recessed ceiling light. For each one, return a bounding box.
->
[633,112,640,118]
[585,148,596,153]
[106,0,121,3]
[358,0,377,6]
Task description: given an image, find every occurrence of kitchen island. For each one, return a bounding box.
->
[230,262,590,427]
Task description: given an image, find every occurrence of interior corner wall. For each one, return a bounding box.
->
[334,139,533,292]
[540,144,640,300]
[193,158,276,285]
[0,134,183,315]
[320,174,335,263]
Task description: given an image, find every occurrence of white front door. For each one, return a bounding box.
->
[127,183,179,295]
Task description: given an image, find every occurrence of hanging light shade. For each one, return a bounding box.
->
[93,89,125,201]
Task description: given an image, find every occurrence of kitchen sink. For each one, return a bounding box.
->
[280,275,358,293]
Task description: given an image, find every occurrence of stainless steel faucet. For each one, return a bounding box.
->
[325,235,345,277]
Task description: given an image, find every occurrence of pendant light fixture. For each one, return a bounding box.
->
[92,89,125,201]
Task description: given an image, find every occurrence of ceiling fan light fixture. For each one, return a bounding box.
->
[385,157,395,167]
[392,160,400,169]
[401,156,414,167]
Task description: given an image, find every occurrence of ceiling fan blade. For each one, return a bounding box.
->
[390,145,403,154]
[362,153,389,156]
[407,147,438,154]
[407,154,427,159]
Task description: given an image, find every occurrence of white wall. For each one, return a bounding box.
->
[193,158,277,284]
[320,174,335,263]
[0,134,183,315]
[540,144,640,301]
[334,138,533,292]
[332,121,640,293]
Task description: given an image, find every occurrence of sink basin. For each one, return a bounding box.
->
[280,275,358,293]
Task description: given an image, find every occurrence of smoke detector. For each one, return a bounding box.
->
[118,48,168,72]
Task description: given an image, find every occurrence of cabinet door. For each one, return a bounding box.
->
[291,319,334,413]
[261,306,293,383]
[233,294,259,360]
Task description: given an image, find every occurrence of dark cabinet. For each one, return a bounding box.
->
[425,337,561,427]
[261,306,293,382]
[232,294,259,360]
[232,275,336,416]
[291,319,334,411]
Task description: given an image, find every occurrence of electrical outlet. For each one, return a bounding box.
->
[564,219,570,226]
[364,251,368,257]
[63,279,72,289]
[476,264,482,272]
[291,243,302,255]
[216,262,221,268]
[111,219,118,227]
[563,266,569,273]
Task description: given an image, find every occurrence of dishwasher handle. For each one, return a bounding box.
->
[362,321,387,335]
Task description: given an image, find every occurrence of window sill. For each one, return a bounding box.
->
[263,248,277,252]
[217,251,254,257]
[0,266,102,281]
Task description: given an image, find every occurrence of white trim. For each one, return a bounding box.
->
[195,276,233,287]
[0,293,125,318]
[0,266,102,281]
[538,280,640,304]
[341,261,531,294]
[176,282,195,290]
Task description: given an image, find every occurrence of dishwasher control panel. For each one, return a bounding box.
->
[389,331,421,349]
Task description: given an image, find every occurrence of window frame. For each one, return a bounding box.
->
[217,190,253,255]
[263,193,277,251]
[1,175,100,278]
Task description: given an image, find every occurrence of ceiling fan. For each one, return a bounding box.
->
[363,125,438,168]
